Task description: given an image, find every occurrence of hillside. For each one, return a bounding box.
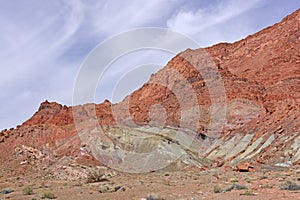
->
[0,9,299,176]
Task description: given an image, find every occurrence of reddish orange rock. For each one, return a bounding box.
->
[235,162,254,172]
[0,9,299,172]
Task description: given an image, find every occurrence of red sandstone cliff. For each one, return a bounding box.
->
[0,9,299,172]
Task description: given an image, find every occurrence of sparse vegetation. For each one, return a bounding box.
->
[259,175,268,180]
[240,189,256,196]
[260,184,274,189]
[86,169,108,183]
[244,177,251,183]
[146,194,164,200]
[213,185,222,193]
[73,182,82,187]
[40,190,55,199]
[22,186,34,195]
[224,184,247,192]
[279,181,300,191]
[230,178,239,183]
[39,181,46,188]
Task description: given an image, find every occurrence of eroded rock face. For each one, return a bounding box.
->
[0,9,299,173]
[24,101,74,126]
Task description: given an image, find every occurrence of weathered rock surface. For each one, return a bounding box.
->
[0,9,299,175]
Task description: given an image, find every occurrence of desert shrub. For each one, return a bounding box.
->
[259,175,268,180]
[224,184,247,192]
[279,181,300,191]
[230,178,239,183]
[240,189,255,196]
[260,184,274,189]
[86,169,108,183]
[40,190,55,199]
[213,185,222,193]
[22,186,34,195]
[146,194,164,200]
[244,177,251,183]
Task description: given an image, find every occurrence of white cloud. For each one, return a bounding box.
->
[167,0,265,43]
[0,0,85,128]
[0,0,84,85]
[87,0,180,35]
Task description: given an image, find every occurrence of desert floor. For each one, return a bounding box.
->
[0,165,299,200]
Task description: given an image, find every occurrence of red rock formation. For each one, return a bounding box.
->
[0,9,299,172]
[23,100,74,126]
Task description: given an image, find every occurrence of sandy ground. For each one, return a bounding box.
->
[0,165,300,200]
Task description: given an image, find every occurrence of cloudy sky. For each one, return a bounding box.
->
[0,0,299,130]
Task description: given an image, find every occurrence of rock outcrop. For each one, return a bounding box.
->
[0,9,299,174]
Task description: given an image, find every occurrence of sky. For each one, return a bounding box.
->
[0,0,300,130]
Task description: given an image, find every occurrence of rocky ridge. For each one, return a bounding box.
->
[0,9,299,176]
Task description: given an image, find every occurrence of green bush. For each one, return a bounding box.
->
[213,185,222,193]
[22,186,34,195]
[40,190,55,199]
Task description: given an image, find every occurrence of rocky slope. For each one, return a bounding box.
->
[0,9,299,175]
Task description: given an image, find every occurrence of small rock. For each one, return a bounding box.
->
[99,185,109,193]
[0,190,14,194]
[20,161,27,165]
[224,184,247,192]
[235,162,254,172]
[145,194,164,200]
[274,161,292,168]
